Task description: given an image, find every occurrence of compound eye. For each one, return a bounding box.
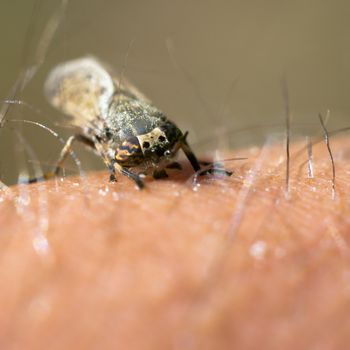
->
[143,141,150,149]
[158,135,166,142]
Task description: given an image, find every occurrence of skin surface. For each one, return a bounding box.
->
[1,137,350,349]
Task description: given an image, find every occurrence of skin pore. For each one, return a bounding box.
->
[1,136,350,349]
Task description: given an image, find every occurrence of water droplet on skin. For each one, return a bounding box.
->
[72,182,80,187]
[192,183,201,192]
[98,186,109,196]
[249,240,267,260]
[32,235,50,256]
[16,194,31,206]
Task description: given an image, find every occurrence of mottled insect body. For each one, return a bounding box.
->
[42,56,230,188]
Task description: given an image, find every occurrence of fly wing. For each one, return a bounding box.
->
[44,57,115,127]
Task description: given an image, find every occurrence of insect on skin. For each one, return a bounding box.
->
[38,56,232,189]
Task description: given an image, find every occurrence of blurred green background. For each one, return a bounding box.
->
[1,0,350,184]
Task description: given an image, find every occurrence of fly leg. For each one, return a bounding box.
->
[198,167,233,177]
[154,162,182,179]
[113,161,145,189]
[90,141,144,188]
[180,132,201,172]
[180,132,232,177]
[90,142,119,183]
[153,169,169,179]
[52,134,96,175]
[108,168,117,182]
[166,162,182,170]
[198,160,233,176]
[27,134,93,183]
[54,135,117,183]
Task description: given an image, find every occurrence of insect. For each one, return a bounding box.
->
[38,56,231,188]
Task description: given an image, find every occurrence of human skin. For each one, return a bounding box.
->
[0,137,350,350]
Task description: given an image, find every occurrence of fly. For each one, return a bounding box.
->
[36,56,231,189]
